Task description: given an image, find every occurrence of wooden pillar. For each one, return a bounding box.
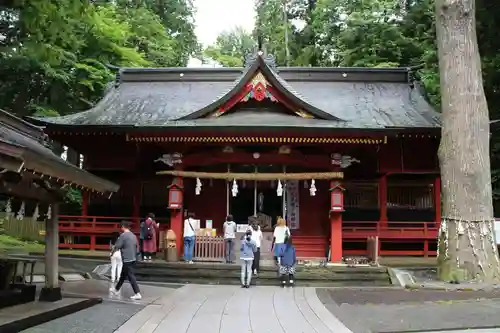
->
[82,190,89,217]
[329,180,343,262]
[133,181,142,227]
[379,174,388,227]
[330,212,343,262]
[170,176,184,256]
[434,176,441,226]
[39,202,62,302]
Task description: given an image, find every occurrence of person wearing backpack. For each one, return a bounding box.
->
[141,213,158,262]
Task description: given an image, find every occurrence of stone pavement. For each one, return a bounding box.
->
[318,288,500,333]
[115,284,353,333]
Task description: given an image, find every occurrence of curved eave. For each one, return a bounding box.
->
[177,56,344,122]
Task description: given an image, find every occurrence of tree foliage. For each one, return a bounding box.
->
[203,27,255,67]
[0,0,197,117]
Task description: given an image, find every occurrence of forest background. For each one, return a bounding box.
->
[1,0,500,211]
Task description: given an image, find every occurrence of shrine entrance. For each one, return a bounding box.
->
[228,164,286,227]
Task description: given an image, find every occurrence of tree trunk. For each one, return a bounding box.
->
[436,0,500,282]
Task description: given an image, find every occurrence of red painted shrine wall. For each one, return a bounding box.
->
[183,178,227,231]
[298,180,330,235]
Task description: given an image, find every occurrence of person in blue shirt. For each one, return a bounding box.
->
[240,229,257,288]
[278,235,297,287]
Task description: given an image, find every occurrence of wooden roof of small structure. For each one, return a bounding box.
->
[0,109,119,199]
[30,53,442,131]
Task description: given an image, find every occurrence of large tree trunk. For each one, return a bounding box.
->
[436,0,500,282]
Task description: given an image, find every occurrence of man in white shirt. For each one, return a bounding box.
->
[183,212,196,264]
[250,222,263,275]
[223,215,237,263]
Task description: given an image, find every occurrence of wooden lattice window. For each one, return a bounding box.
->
[387,182,433,209]
[344,182,379,209]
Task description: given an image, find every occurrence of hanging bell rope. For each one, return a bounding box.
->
[156,170,343,180]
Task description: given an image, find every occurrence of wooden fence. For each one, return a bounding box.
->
[193,236,225,262]
[0,213,45,242]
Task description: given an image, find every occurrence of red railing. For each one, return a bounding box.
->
[342,221,438,257]
[342,221,438,239]
[58,215,170,251]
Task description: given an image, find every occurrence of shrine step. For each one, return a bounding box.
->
[293,236,328,258]
[133,262,392,287]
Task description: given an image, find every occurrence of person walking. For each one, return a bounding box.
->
[141,213,158,262]
[250,222,263,276]
[240,229,257,288]
[223,215,237,263]
[279,236,297,287]
[271,217,290,265]
[109,221,142,300]
[109,231,122,283]
[183,212,196,263]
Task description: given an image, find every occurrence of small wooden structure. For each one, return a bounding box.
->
[0,109,118,303]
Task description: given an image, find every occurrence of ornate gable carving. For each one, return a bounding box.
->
[211,71,314,119]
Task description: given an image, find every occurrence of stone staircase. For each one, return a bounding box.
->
[133,262,392,287]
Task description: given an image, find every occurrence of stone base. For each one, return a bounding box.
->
[39,287,62,302]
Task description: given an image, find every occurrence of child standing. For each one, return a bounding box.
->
[279,236,297,287]
[240,229,257,288]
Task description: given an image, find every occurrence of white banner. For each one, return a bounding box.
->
[286,180,300,230]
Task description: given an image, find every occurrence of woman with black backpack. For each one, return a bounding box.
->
[141,213,159,262]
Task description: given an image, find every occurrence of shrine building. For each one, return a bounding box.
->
[31,52,442,261]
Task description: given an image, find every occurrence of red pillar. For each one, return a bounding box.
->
[379,174,388,227]
[329,180,343,262]
[330,212,342,262]
[82,191,89,217]
[170,176,184,256]
[434,176,441,226]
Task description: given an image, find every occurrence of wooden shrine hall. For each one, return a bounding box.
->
[31,51,442,261]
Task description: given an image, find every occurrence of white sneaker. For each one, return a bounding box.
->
[109,288,120,296]
[189,260,194,264]
[130,293,142,300]
[253,269,257,275]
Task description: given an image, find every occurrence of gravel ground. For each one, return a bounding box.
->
[317,288,500,333]
[21,301,144,333]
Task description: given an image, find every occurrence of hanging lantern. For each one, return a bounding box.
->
[209,178,214,187]
[330,182,345,212]
[242,180,246,188]
[310,179,317,196]
[270,180,275,188]
[231,179,238,197]
[304,180,308,189]
[167,178,184,209]
[195,177,202,195]
[277,180,283,197]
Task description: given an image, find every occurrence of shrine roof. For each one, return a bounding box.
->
[0,109,119,194]
[30,54,441,130]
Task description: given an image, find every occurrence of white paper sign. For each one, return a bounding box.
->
[494,220,500,244]
[205,220,213,229]
[286,180,300,230]
[236,224,249,233]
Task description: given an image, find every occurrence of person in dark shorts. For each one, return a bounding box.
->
[109,220,142,300]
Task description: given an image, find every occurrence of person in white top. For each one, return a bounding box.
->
[249,222,263,275]
[183,212,196,264]
[272,217,290,265]
[110,232,123,283]
[223,215,237,263]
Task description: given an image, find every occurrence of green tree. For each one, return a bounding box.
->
[204,27,255,67]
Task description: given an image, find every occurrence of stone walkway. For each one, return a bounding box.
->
[114,285,353,333]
